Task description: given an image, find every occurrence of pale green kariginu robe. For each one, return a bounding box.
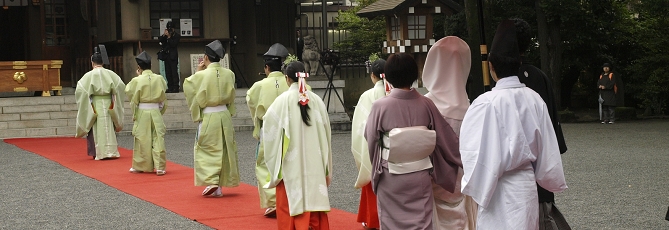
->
[75,67,125,160]
[183,62,239,187]
[125,70,168,172]
[246,71,288,208]
[263,83,332,216]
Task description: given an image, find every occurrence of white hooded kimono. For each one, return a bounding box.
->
[459,76,567,230]
[422,36,478,230]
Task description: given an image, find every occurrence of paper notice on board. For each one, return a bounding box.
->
[190,53,231,75]
[190,54,205,75]
[180,19,193,37]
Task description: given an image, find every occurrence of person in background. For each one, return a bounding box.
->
[350,58,387,230]
[75,44,125,160]
[513,18,571,229]
[459,20,567,229]
[296,30,304,62]
[598,63,617,124]
[263,61,333,230]
[422,36,477,230]
[159,21,181,93]
[125,51,168,176]
[246,43,290,217]
[183,40,239,197]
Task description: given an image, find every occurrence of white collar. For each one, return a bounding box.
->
[492,76,525,90]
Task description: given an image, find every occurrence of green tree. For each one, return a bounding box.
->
[486,0,638,110]
[626,0,669,114]
[334,0,386,63]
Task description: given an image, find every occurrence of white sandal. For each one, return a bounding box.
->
[129,168,142,173]
[264,207,277,217]
[202,185,219,196]
[156,170,166,176]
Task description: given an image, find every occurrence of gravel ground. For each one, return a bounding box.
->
[2,119,668,229]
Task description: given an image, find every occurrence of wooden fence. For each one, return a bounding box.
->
[74,56,124,83]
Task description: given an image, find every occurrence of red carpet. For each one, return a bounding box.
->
[5,137,360,230]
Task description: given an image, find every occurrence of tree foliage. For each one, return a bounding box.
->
[483,0,669,114]
[334,0,387,63]
[625,0,669,114]
[334,0,669,113]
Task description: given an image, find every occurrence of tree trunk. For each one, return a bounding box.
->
[535,0,563,110]
[464,0,486,100]
[548,18,563,109]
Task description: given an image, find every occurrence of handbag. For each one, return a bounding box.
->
[380,126,436,174]
[157,49,167,61]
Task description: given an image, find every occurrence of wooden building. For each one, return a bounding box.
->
[0,0,300,89]
[357,0,463,77]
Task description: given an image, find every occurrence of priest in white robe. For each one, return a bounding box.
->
[459,20,567,230]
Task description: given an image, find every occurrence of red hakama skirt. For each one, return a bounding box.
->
[276,181,330,230]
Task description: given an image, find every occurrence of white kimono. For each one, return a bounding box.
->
[459,76,567,230]
[351,80,385,188]
[263,83,333,216]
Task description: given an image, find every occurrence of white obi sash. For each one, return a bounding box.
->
[138,103,160,109]
[381,126,436,174]
[203,105,228,113]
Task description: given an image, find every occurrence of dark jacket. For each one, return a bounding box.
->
[598,72,617,106]
[519,61,568,203]
[159,31,180,61]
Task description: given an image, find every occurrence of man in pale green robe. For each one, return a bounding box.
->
[125,51,168,175]
[183,40,239,197]
[263,62,332,219]
[75,46,125,160]
[246,43,289,216]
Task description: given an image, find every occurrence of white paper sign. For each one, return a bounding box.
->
[190,54,205,75]
[159,19,172,35]
[180,19,193,37]
[190,53,231,75]
[190,53,230,75]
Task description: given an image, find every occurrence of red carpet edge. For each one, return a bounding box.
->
[5,137,359,230]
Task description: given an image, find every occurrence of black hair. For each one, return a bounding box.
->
[371,59,386,79]
[137,62,151,70]
[512,18,532,55]
[207,54,220,62]
[284,61,311,126]
[384,53,418,88]
[264,59,282,72]
[91,49,103,65]
[488,54,521,79]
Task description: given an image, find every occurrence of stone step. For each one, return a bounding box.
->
[0,80,349,139]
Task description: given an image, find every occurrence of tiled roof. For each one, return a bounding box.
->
[357,0,463,18]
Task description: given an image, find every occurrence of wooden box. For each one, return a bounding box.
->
[0,60,62,96]
[140,28,152,40]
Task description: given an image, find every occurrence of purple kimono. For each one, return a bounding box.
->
[365,88,462,229]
